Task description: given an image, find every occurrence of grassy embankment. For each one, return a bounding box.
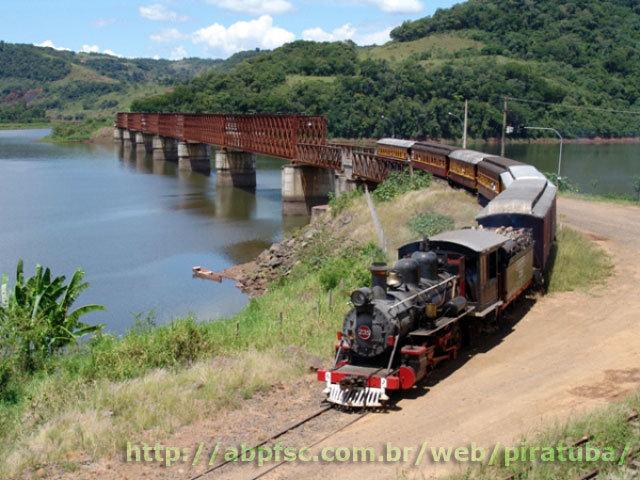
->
[443,388,639,480]
[41,118,112,142]
[0,173,613,478]
[0,122,51,130]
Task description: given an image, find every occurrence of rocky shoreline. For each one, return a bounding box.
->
[216,219,330,298]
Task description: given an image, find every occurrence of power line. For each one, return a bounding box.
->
[504,96,640,115]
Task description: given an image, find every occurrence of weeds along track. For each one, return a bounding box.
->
[187,405,368,480]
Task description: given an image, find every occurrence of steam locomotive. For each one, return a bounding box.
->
[318,139,556,408]
[318,228,535,407]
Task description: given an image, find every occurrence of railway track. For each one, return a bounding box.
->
[186,404,368,480]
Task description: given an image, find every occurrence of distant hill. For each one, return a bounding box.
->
[0,41,251,123]
[132,0,640,140]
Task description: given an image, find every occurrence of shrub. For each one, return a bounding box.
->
[544,172,578,193]
[372,170,433,203]
[328,188,363,216]
[407,212,455,238]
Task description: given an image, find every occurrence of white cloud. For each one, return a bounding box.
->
[139,4,188,22]
[150,28,185,43]
[34,40,70,51]
[192,15,295,55]
[355,27,392,45]
[153,54,161,60]
[205,0,293,15]
[81,44,121,56]
[302,24,357,42]
[366,0,423,14]
[170,46,188,60]
[302,24,391,45]
[82,44,101,53]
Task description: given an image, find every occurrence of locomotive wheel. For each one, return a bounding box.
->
[448,323,462,351]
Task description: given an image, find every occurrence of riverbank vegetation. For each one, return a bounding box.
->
[0,174,614,478]
[41,117,112,142]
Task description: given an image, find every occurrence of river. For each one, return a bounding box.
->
[1,129,637,333]
[0,129,306,333]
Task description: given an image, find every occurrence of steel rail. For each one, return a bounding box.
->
[187,405,333,480]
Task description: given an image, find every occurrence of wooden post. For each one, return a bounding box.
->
[327,290,332,310]
[279,311,283,329]
[235,319,239,338]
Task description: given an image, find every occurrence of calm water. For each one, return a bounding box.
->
[475,142,640,195]
[0,129,306,333]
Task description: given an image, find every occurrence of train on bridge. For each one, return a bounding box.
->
[318,138,557,408]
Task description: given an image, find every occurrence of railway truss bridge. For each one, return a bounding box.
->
[114,112,406,215]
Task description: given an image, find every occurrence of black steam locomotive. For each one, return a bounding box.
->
[318,228,536,408]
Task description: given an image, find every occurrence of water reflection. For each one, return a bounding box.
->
[0,129,295,333]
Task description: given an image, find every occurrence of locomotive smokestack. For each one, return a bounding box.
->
[368,263,388,293]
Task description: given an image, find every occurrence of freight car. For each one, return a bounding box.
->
[476,178,557,273]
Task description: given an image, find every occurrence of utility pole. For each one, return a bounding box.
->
[501,97,508,157]
[463,99,468,149]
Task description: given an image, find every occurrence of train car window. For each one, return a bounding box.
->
[488,251,497,279]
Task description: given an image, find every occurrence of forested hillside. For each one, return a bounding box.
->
[0,42,223,123]
[132,0,640,140]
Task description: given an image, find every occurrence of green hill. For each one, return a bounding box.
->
[0,41,233,123]
[132,0,640,140]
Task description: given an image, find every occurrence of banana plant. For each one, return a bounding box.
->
[0,260,105,362]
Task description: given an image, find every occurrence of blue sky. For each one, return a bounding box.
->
[2,0,461,60]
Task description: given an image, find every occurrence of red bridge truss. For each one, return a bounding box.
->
[116,112,408,183]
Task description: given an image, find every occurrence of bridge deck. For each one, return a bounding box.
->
[116,112,407,183]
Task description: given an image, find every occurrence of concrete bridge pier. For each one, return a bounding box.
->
[215,149,257,188]
[282,164,335,216]
[113,127,124,144]
[178,141,211,173]
[152,135,178,162]
[121,129,133,148]
[133,132,151,154]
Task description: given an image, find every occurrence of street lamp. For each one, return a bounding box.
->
[522,126,564,178]
[447,110,468,148]
[381,115,395,138]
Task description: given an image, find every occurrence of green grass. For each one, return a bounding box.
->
[445,388,639,480]
[0,122,51,130]
[42,118,112,142]
[358,31,484,63]
[546,226,614,293]
[0,234,380,478]
[560,191,640,207]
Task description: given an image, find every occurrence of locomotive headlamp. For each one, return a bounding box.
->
[351,287,373,307]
